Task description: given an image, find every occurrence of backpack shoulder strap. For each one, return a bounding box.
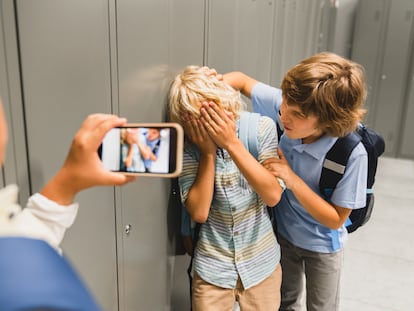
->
[320,132,362,249]
[319,131,361,197]
[239,111,260,159]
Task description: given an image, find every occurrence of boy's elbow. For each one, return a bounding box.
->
[191,212,208,224]
[327,221,342,230]
[186,196,211,224]
[265,191,282,208]
[187,205,209,223]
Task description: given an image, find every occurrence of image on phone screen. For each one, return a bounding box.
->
[99,124,183,177]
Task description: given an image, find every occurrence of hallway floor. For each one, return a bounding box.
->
[340,156,414,311]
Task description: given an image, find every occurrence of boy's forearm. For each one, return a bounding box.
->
[226,139,282,207]
[223,71,257,98]
[40,168,78,206]
[185,153,216,223]
[289,175,351,229]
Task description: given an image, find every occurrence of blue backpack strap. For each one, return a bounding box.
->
[0,237,101,311]
[239,111,260,159]
[319,132,361,249]
[319,132,361,196]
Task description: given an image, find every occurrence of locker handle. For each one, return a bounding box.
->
[125,224,132,236]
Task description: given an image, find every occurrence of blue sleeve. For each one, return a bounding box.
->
[331,143,368,209]
[251,82,283,128]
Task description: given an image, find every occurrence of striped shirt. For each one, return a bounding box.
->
[179,114,280,289]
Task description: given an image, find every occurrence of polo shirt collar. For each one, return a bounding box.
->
[291,135,337,160]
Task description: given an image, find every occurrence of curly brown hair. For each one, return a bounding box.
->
[281,52,367,137]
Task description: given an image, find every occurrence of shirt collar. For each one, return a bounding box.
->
[290,135,337,160]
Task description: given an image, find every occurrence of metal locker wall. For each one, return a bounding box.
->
[326,0,359,58]
[351,0,388,128]
[0,1,30,199]
[0,4,9,188]
[352,0,414,156]
[373,0,414,156]
[206,0,333,99]
[14,1,119,309]
[206,0,275,85]
[115,1,204,310]
[270,0,332,88]
[399,42,414,158]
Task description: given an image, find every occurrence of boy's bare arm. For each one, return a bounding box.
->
[264,149,352,229]
[183,117,217,223]
[185,152,216,223]
[222,72,258,98]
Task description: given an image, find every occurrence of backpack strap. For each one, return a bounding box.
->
[239,111,260,159]
[319,132,361,198]
[319,132,361,250]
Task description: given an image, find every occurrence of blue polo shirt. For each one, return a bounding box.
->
[251,82,367,253]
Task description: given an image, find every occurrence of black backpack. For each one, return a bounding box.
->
[319,124,385,233]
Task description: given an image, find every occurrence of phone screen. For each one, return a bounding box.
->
[99,123,183,177]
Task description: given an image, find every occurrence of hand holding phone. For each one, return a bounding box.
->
[99,123,183,177]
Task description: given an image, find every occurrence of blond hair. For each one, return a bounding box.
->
[281,52,367,137]
[168,66,245,125]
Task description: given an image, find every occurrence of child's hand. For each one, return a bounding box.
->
[263,148,296,190]
[182,112,216,155]
[200,102,236,150]
[200,66,223,81]
[40,114,136,205]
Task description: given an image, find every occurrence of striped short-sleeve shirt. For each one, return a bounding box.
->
[179,114,280,289]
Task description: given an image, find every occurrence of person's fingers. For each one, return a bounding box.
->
[73,114,127,153]
[93,115,127,142]
[204,101,230,126]
[104,172,136,186]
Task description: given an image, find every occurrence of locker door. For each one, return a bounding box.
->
[0,1,29,199]
[115,1,204,310]
[15,1,119,310]
[270,0,331,88]
[207,0,275,84]
[0,4,9,187]
[400,45,414,158]
[373,0,414,155]
[350,0,388,128]
[327,0,359,58]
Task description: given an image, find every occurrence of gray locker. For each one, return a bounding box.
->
[270,0,333,87]
[14,1,119,309]
[374,0,414,156]
[350,0,388,127]
[0,3,9,187]
[351,0,414,156]
[115,1,204,310]
[206,0,333,92]
[0,0,29,200]
[206,0,275,84]
[326,0,359,58]
[400,46,414,158]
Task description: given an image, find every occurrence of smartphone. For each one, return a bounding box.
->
[99,123,183,177]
